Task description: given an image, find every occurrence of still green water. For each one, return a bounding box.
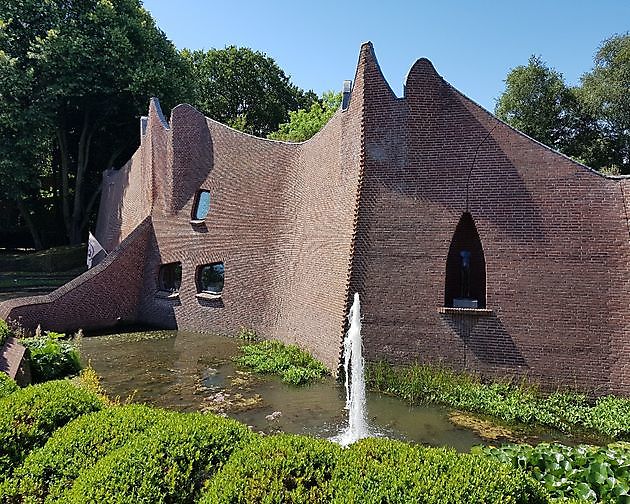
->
[80,330,570,451]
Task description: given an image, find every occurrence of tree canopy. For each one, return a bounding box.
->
[0,0,191,245]
[495,33,630,175]
[184,46,317,137]
[268,91,342,142]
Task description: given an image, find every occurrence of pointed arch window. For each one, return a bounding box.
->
[444,213,486,309]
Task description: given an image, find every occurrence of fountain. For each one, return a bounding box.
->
[333,292,370,446]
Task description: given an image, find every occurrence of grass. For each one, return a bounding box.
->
[366,361,630,440]
[236,337,329,385]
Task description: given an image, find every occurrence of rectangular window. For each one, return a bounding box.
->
[197,262,224,296]
[193,190,211,221]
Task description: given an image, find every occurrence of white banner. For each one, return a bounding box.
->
[87,232,105,268]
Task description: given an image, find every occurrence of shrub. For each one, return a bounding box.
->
[0,372,18,399]
[0,319,11,347]
[200,434,342,503]
[330,437,546,503]
[237,340,329,385]
[0,380,102,477]
[20,332,82,383]
[477,442,630,503]
[5,405,171,503]
[65,412,251,504]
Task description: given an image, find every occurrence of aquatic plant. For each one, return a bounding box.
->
[236,339,328,385]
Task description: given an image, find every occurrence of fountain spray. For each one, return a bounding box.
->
[336,292,369,446]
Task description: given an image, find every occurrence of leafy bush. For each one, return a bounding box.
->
[367,361,630,439]
[202,434,546,504]
[0,380,102,477]
[0,372,18,398]
[200,434,342,503]
[4,405,171,503]
[20,332,81,383]
[65,412,251,504]
[236,340,328,385]
[0,319,11,347]
[477,442,630,503]
[331,437,547,503]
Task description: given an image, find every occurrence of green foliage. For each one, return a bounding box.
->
[20,331,82,383]
[65,412,251,504]
[201,434,546,504]
[495,55,571,150]
[477,442,630,503]
[0,372,18,399]
[332,437,546,503]
[237,327,258,341]
[0,318,11,347]
[366,361,630,439]
[0,0,191,244]
[269,91,342,142]
[579,33,630,174]
[0,380,102,477]
[4,405,171,503]
[236,339,329,385]
[184,45,317,137]
[200,434,342,503]
[496,34,630,174]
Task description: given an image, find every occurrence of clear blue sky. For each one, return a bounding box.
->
[142,0,629,112]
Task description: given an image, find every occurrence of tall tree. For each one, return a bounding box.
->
[495,55,572,151]
[579,33,630,174]
[268,91,342,142]
[185,46,317,137]
[0,0,191,245]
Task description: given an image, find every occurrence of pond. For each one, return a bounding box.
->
[80,330,571,451]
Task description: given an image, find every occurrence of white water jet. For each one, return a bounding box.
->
[334,292,370,446]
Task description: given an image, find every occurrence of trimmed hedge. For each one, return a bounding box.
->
[332,438,547,503]
[201,434,546,504]
[0,380,103,477]
[65,412,251,503]
[200,434,342,503]
[4,405,171,503]
[0,372,18,399]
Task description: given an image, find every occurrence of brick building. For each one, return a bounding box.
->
[2,43,629,394]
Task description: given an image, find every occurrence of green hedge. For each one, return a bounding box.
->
[4,405,171,503]
[477,442,630,503]
[200,434,342,503]
[0,380,103,477]
[367,361,630,439]
[236,339,329,385]
[65,412,251,503]
[20,332,82,383]
[0,372,18,399]
[201,435,546,504]
[332,438,546,503]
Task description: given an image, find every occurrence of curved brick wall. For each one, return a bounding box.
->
[2,42,628,393]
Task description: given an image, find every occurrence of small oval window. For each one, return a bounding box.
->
[193,190,211,220]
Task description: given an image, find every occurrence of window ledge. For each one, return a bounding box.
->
[155,290,180,300]
[196,291,222,301]
[190,219,205,225]
[438,307,493,316]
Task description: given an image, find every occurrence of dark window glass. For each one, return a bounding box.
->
[197,262,224,294]
[193,190,211,220]
[158,262,182,292]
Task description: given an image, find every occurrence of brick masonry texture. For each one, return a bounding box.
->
[1,43,629,393]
